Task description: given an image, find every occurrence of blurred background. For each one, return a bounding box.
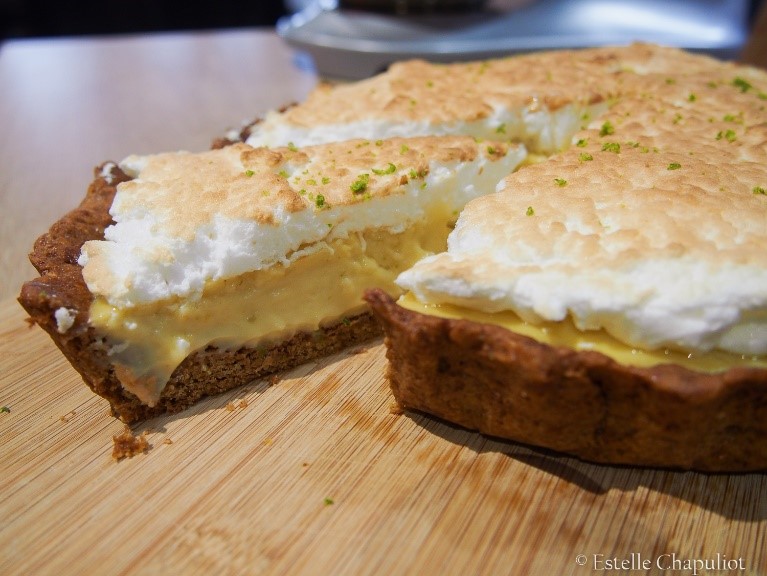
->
[1,0,764,74]
[0,0,762,39]
[0,1,290,38]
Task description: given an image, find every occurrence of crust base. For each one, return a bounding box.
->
[364,289,767,472]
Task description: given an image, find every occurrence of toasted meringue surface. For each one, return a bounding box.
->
[398,55,767,357]
[80,137,523,308]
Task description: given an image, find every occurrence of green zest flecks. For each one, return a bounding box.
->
[350,174,370,194]
[372,163,397,175]
[599,121,615,136]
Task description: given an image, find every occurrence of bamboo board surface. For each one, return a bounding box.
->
[1,297,765,576]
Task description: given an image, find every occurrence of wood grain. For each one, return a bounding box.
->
[1,298,765,575]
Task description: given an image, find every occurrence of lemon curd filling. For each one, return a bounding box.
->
[397,293,767,372]
[90,207,456,406]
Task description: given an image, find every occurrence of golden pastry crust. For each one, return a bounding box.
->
[365,289,767,472]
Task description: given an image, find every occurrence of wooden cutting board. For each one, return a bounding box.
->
[1,296,765,576]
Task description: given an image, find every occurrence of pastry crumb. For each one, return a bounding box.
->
[112,426,150,460]
[388,401,404,415]
[268,374,281,387]
[60,410,76,423]
[226,399,248,412]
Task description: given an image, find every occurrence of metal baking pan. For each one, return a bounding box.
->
[277,0,750,79]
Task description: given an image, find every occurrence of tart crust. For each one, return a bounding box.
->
[365,289,767,472]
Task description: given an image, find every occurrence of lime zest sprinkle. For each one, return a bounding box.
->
[716,129,737,142]
[350,173,370,194]
[732,77,752,93]
[372,162,397,175]
[408,167,428,180]
[599,121,615,136]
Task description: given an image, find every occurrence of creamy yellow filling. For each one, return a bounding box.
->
[397,293,767,372]
[90,205,456,405]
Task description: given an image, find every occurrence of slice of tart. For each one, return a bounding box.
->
[365,59,767,472]
[19,136,523,422]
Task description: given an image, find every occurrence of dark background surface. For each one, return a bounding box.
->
[1,0,765,51]
[2,0,763,38]
[0,1,290,39]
